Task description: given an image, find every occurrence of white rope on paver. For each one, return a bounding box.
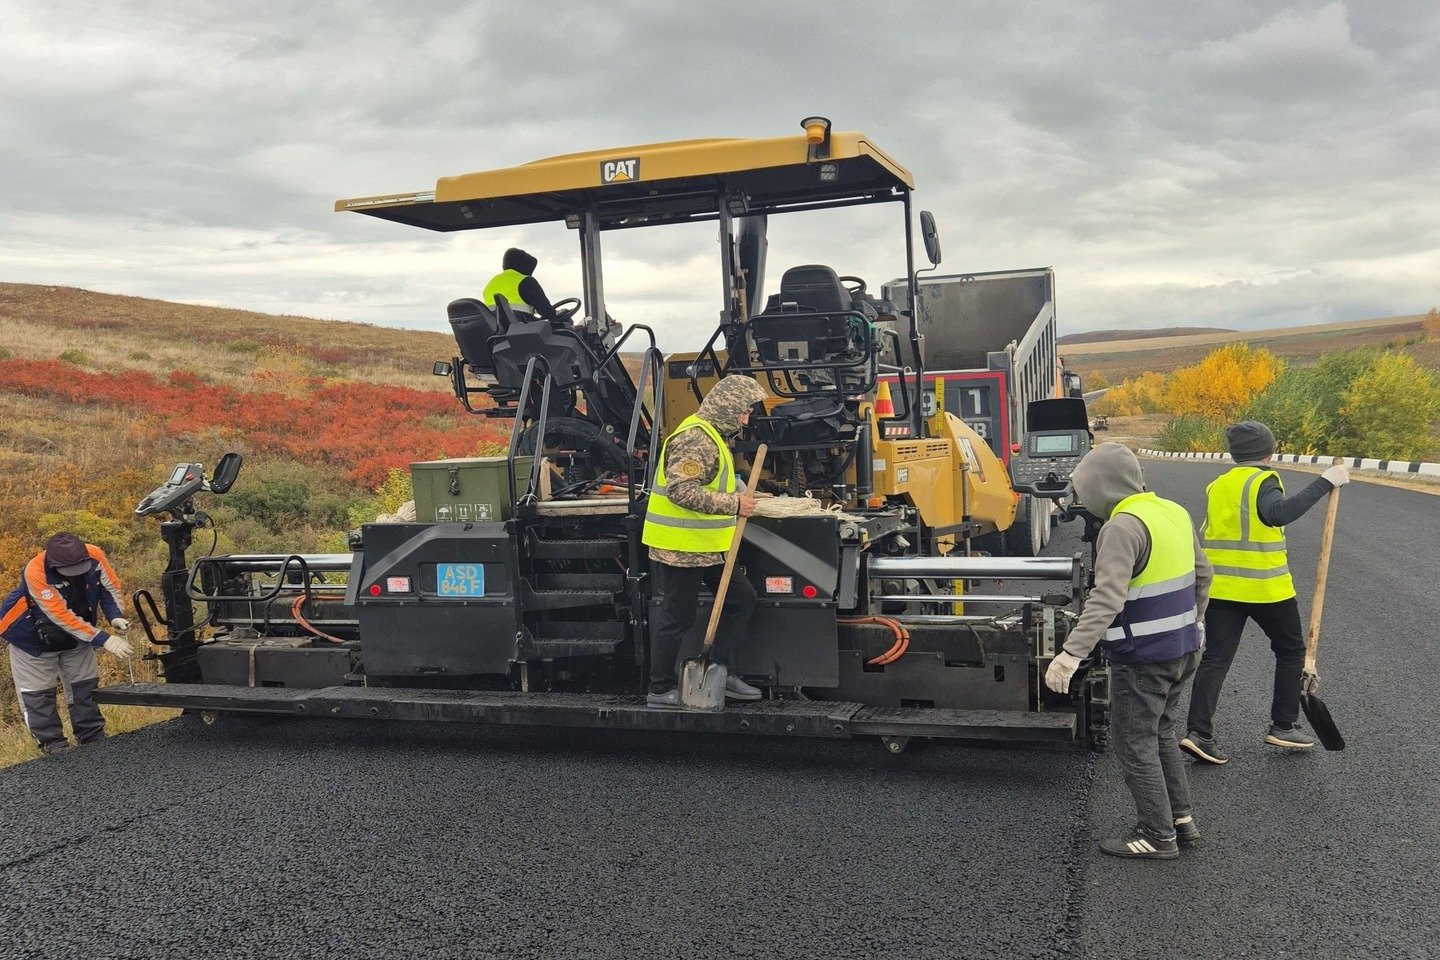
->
[1135,448,1440,478]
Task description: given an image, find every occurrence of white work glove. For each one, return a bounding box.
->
[1045,652,1082,694]
[110,617,130,633]
[1196,621,1207,652]
[103,636,133,660]
[1322,464,1350,487]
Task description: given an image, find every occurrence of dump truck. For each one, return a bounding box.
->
[98,118,1106,752]
[881,268,1078,558]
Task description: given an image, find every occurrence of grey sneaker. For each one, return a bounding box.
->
[1099,828,1179,860]
[1179,732,1230,765]
[1265,724,1315,749]
[40,742,73,756]
[1173,815,1201,844]
[724,672,762,701]
[646,689,682,710]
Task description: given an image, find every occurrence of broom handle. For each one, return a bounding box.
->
[700,443,767,654]
[1303,458,1342,676]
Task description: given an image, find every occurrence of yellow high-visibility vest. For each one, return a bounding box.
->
[1103,492,1201,663]
[1202,466,1295,603]
[482,269,533,315]
[641,415,738,553]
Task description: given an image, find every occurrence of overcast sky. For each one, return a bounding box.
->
[3,1,1437,351]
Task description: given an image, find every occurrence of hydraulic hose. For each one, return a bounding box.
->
[839,615,910,666]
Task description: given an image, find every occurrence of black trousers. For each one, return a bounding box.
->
[648,562,756,694]
[1186,596,1305,738]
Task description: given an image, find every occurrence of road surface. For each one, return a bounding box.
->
[0,462,1433,959]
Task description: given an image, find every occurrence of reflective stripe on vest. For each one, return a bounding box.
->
[482,269,533,315]
[1102,492,1201,664]
[641,416,738,553]
[1201,466,1295,602]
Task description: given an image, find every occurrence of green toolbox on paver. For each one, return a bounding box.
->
[410,456,533,522]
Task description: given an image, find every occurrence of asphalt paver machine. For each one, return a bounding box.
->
[100,118,1107,752]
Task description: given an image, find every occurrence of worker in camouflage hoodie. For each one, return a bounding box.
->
[641,375,766,709]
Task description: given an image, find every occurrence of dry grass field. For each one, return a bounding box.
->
[0,282,509,766]
[1066,313,1434,384]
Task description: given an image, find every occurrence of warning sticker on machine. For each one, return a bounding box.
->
[436,563,485,597]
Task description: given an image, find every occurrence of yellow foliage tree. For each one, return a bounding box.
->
[1338,352,1440,460]
[1424,307,1440,342]
[1164,343,1282,422]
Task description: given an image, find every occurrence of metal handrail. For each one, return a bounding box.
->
[505,355,555,508]
[625,346,664,509]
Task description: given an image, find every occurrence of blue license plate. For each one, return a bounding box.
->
[436,563,485,597]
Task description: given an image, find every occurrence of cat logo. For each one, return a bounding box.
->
[600,158,640,184]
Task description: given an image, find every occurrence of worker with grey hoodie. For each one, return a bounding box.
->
[1046,443,1213,860]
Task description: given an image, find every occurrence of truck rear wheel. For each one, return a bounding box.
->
[1005,494,1046,557]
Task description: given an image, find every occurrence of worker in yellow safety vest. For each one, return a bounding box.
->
[1180,420,1350,765]
[482,248,562,327]
[1046,443,1213,859]
[641,375,766,710]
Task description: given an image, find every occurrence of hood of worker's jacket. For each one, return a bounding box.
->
[697,375,765,437]
[1071,442,1146,518]
[502,247,538,276]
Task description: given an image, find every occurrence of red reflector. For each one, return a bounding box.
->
[764,576,793,594]
[368,584,382,596]
[802,584,818,599]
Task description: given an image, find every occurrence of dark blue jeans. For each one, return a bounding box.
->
[1111,650,1200,840]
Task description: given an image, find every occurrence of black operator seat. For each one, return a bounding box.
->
[447,297,507,373]
[763,264,852,315]
[750,265,857,369]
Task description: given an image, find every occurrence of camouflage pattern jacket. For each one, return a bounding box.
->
[649,375,764,568]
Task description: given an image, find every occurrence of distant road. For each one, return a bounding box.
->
[1083,387,1109,403]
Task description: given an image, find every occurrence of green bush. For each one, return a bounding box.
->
[1156,415,1224,453]
[1338,352,1440,460]
[58,349,90,365]
[217,460,354,534]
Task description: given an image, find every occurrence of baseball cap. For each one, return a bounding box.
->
[44,532,95,576]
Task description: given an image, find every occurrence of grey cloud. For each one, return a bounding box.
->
[1,0,1436,346]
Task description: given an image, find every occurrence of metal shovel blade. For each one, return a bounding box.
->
[1301,691,1346,751]
[680,658,726,712]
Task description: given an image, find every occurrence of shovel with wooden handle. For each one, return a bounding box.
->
[680,443,767,711]
[1300,458,1345,751]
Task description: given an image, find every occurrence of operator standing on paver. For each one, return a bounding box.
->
[642,375,767,710]
[1046,443,1212,859]
[1,533,132,755]
[1180,421,1349,764]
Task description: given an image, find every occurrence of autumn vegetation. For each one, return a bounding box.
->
[1093,335,1440,461]
[0,283,509,764]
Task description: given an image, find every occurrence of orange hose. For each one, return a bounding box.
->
[291,593,349,645]
[839,615,911,666]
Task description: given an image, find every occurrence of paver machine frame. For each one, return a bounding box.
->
[100,118,1107,752]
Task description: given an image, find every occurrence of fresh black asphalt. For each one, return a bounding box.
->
[0,462,1434,959]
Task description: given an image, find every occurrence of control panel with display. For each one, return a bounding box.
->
[1008,398,1092,500]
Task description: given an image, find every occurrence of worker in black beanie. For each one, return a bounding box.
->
[482,247,562,327]
[1181,420,1349,765]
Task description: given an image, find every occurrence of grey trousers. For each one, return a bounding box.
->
[8,643,106,749]
[1110,650,1200,840]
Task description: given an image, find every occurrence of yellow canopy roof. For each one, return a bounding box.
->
[335,129,913,232]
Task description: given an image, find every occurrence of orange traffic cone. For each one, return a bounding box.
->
[874,380,895,418]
